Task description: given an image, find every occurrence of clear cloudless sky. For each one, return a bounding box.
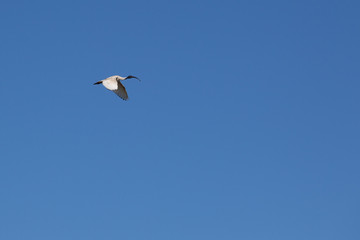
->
[0,0,359,239]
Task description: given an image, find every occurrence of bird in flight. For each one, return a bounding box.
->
[94,75,140,100]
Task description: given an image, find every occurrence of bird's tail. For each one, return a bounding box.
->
[93,81,103,85]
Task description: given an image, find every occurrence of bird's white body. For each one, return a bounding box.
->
[94,75,140,100]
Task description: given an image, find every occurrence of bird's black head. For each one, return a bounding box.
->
[125,75,141,81]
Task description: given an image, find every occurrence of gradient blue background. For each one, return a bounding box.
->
[1,0,359,239]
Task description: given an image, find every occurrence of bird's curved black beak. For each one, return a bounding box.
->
[93,81,102,85]
[125,75,141,81]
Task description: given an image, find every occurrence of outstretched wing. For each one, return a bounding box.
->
[112,81,128,100]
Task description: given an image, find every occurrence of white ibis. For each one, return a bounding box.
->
[94,75,140,100]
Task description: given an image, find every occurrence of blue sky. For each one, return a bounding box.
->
[1,0,359,239]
